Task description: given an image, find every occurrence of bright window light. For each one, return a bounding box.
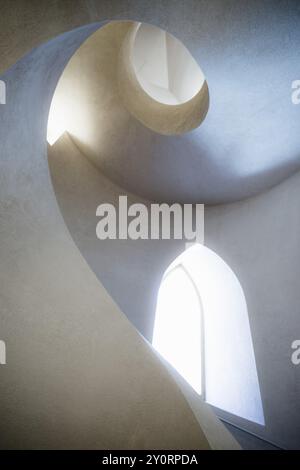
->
[153,266,203,395]
[152,244,264,425]
[132,23,205,105]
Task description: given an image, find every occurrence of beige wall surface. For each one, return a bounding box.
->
[48,133,186,340]
[1,0,299,450]
[0,12,238,450]
[48,133,239,450]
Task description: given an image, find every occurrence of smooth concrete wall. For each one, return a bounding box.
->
[205,170,300,449]
[0,24,212,450]
[47,133,238,449]
[48,133,186,340]
[0,20,239,450]
[49,131,300,449]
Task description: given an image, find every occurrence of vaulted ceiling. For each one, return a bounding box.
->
[3,0,299,204]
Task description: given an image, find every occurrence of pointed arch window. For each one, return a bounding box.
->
[152,244,264,425]
[152,264,205,397]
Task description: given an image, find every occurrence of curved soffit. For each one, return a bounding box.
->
[45,8,300,204]
[2,1,300,205]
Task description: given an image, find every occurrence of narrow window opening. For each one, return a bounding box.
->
[152,265,204,396]
[152,244,264,425]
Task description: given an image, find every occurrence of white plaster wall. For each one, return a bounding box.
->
[0,25,212,450]
[0,21,237,449]
[48,133,237,449]
[205,170,300,449]
[48,133,186,339]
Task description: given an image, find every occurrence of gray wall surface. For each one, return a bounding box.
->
[223,423,279,450]
[206,170,300,449]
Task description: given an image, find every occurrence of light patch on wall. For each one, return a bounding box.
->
[47,89,68,145]
[0,340,6,365]
[46,60,93,146]
[0,80,6,104]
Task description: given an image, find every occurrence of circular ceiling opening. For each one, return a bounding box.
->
[119,22,209,135]
[47,20,209,149]
[132,23,205,106]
